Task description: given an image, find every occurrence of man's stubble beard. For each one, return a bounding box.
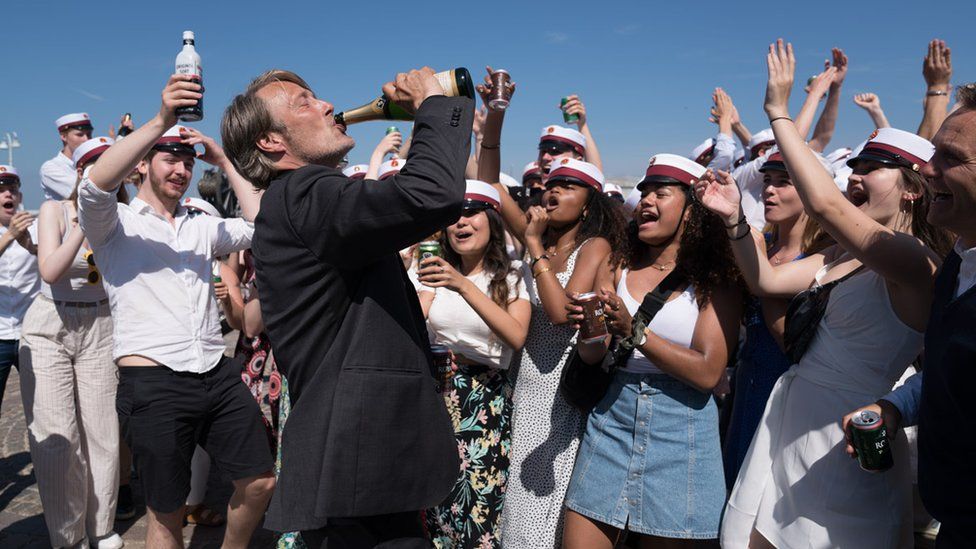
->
[286,128,354,169]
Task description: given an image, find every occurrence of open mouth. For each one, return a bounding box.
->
[638,209,660,226]
[847,187,868,207]
[2,201,14,210]
[454,229,474,242]
[545,196,560,211]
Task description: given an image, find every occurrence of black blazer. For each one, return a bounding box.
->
[253,95,474,531]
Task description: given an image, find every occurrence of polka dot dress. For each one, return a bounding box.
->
[501,245,586,549]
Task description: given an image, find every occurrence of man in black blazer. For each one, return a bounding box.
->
[222,67,472,547]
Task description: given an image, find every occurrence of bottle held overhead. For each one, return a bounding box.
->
[334,67,475,127]
[175,30,204,122]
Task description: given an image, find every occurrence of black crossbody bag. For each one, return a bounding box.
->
[784,266,864,365]
[560,271,687,412]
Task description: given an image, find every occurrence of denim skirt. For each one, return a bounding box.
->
[564,371,726,539]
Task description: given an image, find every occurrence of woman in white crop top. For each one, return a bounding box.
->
[563,153,743,548]
[19,137,129,549]
[417,180,530,548]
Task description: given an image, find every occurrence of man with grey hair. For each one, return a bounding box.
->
[222,67,473,547]
[844,84,976,548]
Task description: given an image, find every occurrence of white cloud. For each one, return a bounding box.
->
[76,89,105,101]
[545,32,569,44]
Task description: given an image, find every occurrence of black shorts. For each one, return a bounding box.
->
[117,356,273,513]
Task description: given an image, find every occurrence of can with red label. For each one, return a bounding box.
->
[577,292,609,344]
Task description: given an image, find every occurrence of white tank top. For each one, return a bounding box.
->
[617,269,699,374]
[40,202,108,303]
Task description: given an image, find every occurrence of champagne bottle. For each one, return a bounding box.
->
[175,30,203,122]
[117,113,133,138]
[335,67,475,126]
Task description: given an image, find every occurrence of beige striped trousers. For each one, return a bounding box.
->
[19,294,119,548]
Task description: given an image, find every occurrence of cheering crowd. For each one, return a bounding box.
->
[0,36,973,549]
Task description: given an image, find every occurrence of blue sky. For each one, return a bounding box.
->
[3,0,974,208]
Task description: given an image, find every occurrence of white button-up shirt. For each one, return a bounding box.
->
[39,152,78,201]
[954,240,976,299]
[77,177,253,373]
[0,224,40,340]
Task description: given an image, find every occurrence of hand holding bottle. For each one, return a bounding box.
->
[158,74,203,127]
[382,67,444,115]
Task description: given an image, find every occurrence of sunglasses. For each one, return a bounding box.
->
[538,142,576,156]
[84,250,101,285]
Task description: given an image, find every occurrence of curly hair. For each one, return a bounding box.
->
[546,187,629,269]
[627,186,742,305]
[440,208,522,309]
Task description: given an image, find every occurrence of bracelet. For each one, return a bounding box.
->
[926,90,948,97]
[533,267,552,279]
[729,224,751,241]
[769,116,793,124]
[723,215,747,229]
[480,143,500,149]
[531,254,549,268]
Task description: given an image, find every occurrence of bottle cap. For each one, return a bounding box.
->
[183,30,195,41]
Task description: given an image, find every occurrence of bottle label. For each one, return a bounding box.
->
[176,62,203,81]
[434,70,459,97]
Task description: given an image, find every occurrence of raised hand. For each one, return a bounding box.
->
[159,74,203,127]
[694,169,742,225]
[764,38,795,119]
[382,67,444,114]
[853,93,881,111]
[374,131,402,157]
[830,47,849,87]
[524,205,550,242]
[806,67,837,102]
[475,66,516,114]
[179,127,227,167]
[560,94,587,128]
[922,39,952,91]
[709,88,736,125]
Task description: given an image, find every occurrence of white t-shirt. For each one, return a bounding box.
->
[423,262,529,369]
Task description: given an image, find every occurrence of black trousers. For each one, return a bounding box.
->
[301,511,430,548]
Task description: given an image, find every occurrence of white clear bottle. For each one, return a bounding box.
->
[175,30,203,122]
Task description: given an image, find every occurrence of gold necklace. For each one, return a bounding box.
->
[650,261,676,272]
[546,242,576,257]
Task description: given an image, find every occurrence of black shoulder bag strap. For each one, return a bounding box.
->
[608,269,687,367]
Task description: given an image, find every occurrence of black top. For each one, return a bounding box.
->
[918,251,976,526]
[253,95,474,530]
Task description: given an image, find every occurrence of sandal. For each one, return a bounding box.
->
[184,504,226,527]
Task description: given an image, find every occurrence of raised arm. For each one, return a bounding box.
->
[562,95,602,171]
[180,127,262,222]
[37,201,86,284]
[87,75,200,191]
[809,48,848,152]
[763,39,939,288]
[917,39,952,140]
[697,169,828,297]
[364,131,402,180]
[708,88,736,172]
[794,67,835,141]
[853,93,890,129]
[719,90,753,150]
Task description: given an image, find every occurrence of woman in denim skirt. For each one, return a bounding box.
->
[563,154,742,547]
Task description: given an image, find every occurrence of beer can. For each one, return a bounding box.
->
[212,275,222,284]
[561,97,579,124]
[386,126,400,135]
[577,292,609,344]
[418,241,442,261]
[430,344,453,393]
[849,409,894,472]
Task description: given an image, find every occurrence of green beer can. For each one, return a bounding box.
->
[418,241,442,261]
[561,97,579,124]
[386,126,400,135]
[849,409,894,472]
